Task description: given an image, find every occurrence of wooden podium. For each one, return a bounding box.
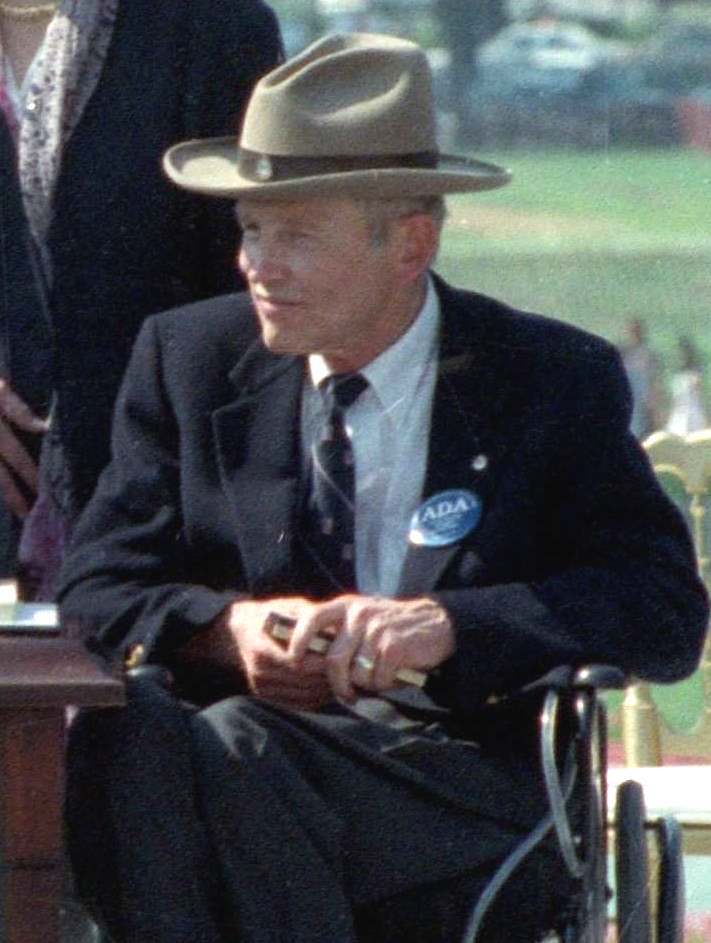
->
[0,602,124,943]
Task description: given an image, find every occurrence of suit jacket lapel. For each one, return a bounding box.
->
[212,278,523,598]
[397,278,519,595]
[212,345,304,595]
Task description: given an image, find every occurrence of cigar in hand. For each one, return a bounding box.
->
[265,612,427,688]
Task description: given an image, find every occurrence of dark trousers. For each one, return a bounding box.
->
[66,676,574,943]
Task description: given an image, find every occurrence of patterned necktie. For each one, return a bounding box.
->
[306,372,368,592]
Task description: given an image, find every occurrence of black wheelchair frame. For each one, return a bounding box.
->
[461,665,685,943]
[70,664,685,943]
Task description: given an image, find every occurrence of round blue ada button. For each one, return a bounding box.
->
[409,489,482,547]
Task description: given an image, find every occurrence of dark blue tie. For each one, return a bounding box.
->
[306,372,368,592]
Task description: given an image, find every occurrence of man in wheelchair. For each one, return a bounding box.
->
[57,33,708,943]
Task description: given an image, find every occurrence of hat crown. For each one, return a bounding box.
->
[240,33,437,158]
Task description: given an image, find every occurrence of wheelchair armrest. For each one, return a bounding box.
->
[126,664,175,690]
[536,664,625,881]
[572,664,627,691]
[526,663,627,694]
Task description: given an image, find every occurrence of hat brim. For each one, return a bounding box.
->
[162,137,511,200]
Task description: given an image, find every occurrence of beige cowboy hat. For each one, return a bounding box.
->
[163,32,511,200]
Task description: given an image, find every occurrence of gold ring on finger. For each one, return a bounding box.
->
[355,652,375,674]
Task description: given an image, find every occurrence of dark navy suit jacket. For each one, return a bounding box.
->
[0,0,282,507]
[57,275,708,728]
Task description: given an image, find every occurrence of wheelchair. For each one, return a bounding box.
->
[65,664,685,943]
[461,664,685,943]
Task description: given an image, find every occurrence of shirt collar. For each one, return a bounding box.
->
[308,276,440,409]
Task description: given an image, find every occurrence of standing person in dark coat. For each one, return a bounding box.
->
[58,33,708,943]
[0,0,282,595]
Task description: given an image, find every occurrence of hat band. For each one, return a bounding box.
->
[238,148,439,184]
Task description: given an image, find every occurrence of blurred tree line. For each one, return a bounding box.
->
[434,0,506,132]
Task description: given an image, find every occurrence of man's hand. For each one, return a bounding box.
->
[220,597,332,710]
[0,379,49,518]
[186,594,455,709]
[286,595,455,702]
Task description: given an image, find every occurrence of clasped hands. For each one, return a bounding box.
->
[199,594,455,711]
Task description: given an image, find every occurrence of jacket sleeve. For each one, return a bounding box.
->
[57,317,237,669]
[429,345,708,714]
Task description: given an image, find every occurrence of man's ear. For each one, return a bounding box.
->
[396,212,440,284]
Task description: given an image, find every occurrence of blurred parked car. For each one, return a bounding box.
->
[475,20,622,98]
[570,60,681,146]
[631,20,711,95]
[464,19,682,148]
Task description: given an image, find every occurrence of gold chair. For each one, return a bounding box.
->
[608,429,711,855]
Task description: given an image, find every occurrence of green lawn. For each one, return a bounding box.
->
[436,148,711,366]
[605,673,706,744]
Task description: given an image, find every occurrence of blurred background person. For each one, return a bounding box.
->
[0,0,282,598]
[618,316,666,439]
[666,334,708,435]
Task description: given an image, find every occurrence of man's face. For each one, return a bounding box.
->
[237,197,414,372]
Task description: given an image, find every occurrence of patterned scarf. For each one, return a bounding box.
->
[0,0,118,599]
[5,0,118,246]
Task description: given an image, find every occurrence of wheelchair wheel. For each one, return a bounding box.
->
[655,815,685,943]
[615,780,652,943]
[573,779,608,943]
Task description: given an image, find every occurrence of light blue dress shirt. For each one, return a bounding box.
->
[303,277,440,596]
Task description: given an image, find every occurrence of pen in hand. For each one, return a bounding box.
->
[265,612,427,688]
